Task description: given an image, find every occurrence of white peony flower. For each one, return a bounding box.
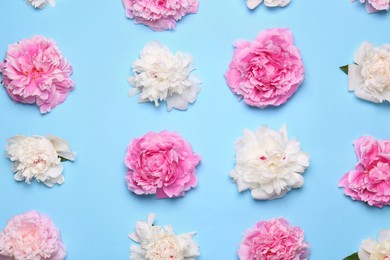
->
[129,214,200,260]
[128,41,201,111]
[358,230,390,260]
[230,125,309,200]
[348,42,390,103]
[6,135,75,187]
[27,0,55,9]
[246,0,291,9]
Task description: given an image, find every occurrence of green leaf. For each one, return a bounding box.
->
[59,156,69,162]
[343,252,359,260]
[340,65,349,75]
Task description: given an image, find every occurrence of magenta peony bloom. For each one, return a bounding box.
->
[0,35,74,114]
[353,0,390,13]
[225,28,304,109]
[122,0,199,31]
[124,131,201,198]
[238,218,310,260]
[339,136,390,208]
[0,211,66,260]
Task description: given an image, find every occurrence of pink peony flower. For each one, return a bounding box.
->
[238,218,310,260]
[0,35,74,114]
[122,0,199,31]
[354,0,390,13]
[0,211,66,260]
[124,131,201,198]
[225,28,304,109]
[339,136,390,208]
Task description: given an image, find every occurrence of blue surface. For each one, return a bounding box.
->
[1,0,390,259]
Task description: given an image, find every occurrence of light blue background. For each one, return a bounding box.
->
[0,0,390,259]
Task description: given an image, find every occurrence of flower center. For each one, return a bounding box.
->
[24,67,44,79]
[259,153,287,169]
[33,158,46,165]
[155,0,166,6]
[146,235,183,260]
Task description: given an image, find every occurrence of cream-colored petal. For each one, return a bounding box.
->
[354,42,373,64]
[378,230,390,242]
[246,0,263,9]
[355,87,380,103]
[348,64,364,91]
[47,135,75,161]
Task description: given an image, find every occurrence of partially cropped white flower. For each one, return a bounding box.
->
[246,0,291,9]
[129,214,200,260]
[358,230,390,260]
[348,42,390,103]
[27,0,55,9]
[6,135,75,187]
[128,41,201,111]
[230,125,309,200]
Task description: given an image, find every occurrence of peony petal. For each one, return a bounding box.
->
[177,232,200,257]
[264,0,291,7]
[128,87,140,97]
[251,188,272,199]
[47,135,76,161]
[246,0,263,9]
[348,64,364,91]
[365,2,379,13]
[354,42,372,64]
[377,229,390,242]
[354,87,380,103]
[279,124,288,142]
[166,94,189,111]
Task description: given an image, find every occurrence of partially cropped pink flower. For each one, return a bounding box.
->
[238,218,310,260]
[122,0,199,31]
[354,0,390,13]
[339,136,390,208]
[0,211,66,260]
[0,35,74,114]
[124,131,201,198]
[225,28,304,109]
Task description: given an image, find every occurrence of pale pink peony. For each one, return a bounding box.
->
[124,131,201,198]
[0,35,74,114]
[238,218,310,260]
[122,0,199,31]
[0,211,66,260]
[354,0,390,13]
[225,28,304,109]
[339,136,390,208]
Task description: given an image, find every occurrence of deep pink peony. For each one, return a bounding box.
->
[0,211,66,260]
[225,28,304,109]
[122,0,199,31]
[238,218,310,260]
[339,136,390,208]
[124,131,201,198]
[0,35,74,114]
[354,0,390,13]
